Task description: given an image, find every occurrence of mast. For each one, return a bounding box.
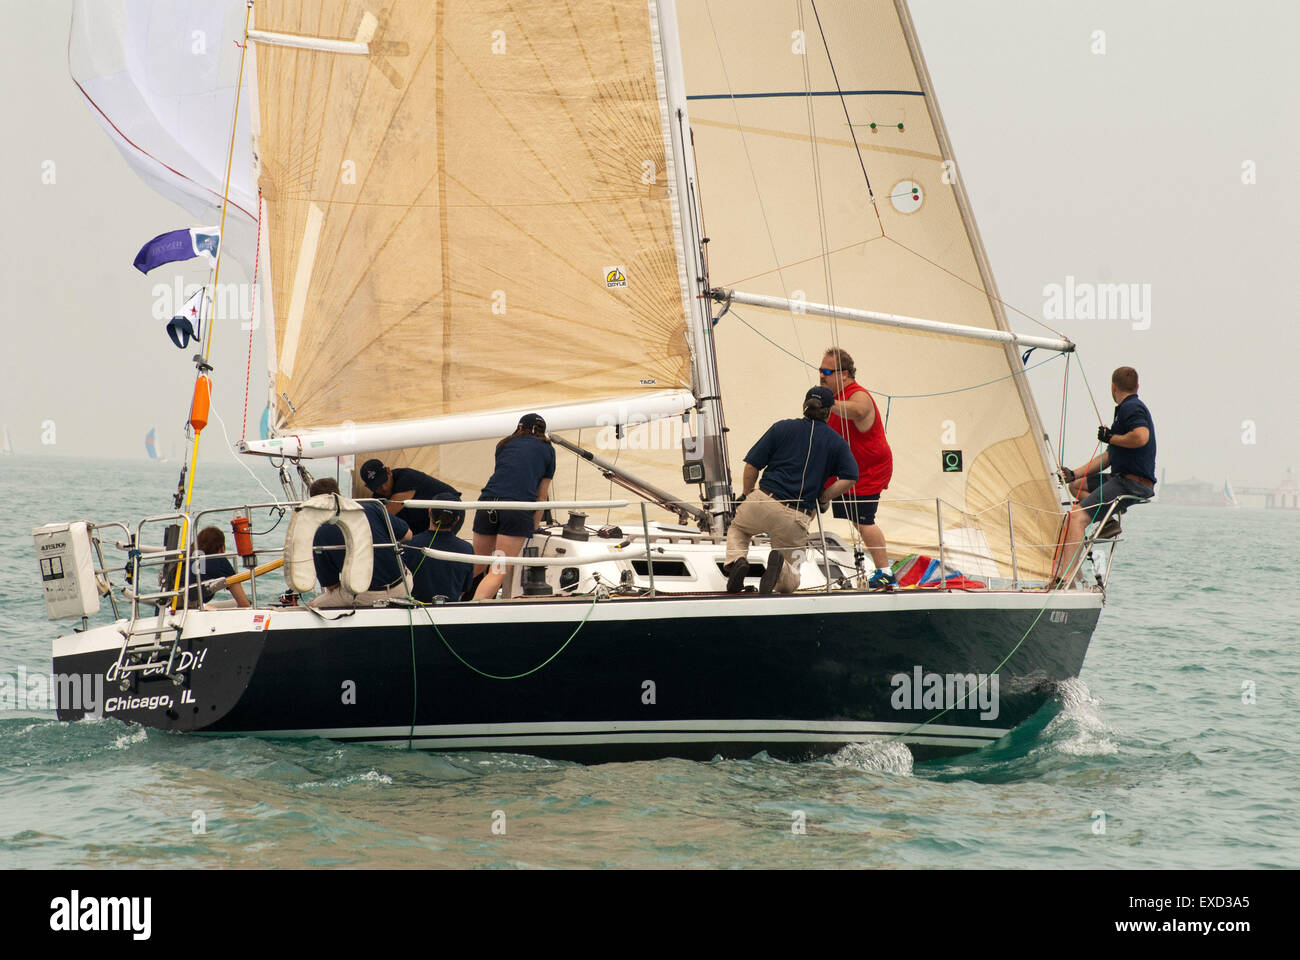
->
[654,0,732,534]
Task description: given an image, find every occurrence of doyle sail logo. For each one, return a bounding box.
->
[604,265,627,288]
[50,890,151,940]
[890,666,1000,720]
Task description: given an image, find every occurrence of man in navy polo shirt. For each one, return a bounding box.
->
[1052,365,1157,584]
[360,459,458,536]
[724,387,858,595]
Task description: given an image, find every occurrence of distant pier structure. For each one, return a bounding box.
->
[1238,468,1299,510]
[1158,469,1299,509]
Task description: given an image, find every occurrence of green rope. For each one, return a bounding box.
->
[415,590,601,681]
[887,511,1099,747]
[397,525,598,746]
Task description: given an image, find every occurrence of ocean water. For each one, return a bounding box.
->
[1,456,1297,869]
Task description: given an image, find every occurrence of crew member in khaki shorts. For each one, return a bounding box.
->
[724,387,858,595]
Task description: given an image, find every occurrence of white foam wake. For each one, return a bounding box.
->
[831,739,914,775]
[1041,677,1117,756]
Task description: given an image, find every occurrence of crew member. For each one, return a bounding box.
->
[1051,366,1156,585]
[471,413,555,600]
[307,477,413,607]
[724,387,858,595]
[191,526,250,607]
[402,500,475,603]
[359,459,459,536]
[819,347,897,588]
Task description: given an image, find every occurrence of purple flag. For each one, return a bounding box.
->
[133,227,220,274]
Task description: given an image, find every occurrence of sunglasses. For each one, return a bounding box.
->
[818,367,843,376]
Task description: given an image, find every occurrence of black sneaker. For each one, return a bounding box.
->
[725,558,749,594]
[1098,517,1122,539]
[759,552,785,595]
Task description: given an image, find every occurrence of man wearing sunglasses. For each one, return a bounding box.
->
[819,347,897,588]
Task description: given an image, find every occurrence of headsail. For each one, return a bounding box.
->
[677,0,1064,578]
[69,1,260,265]
[251,0,701,509]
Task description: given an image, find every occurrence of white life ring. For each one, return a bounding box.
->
[284,494,374,594]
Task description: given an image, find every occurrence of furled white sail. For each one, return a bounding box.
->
[677,0,1065,579]
[68,1,260,263]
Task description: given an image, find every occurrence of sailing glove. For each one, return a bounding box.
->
[1097,425,1113,444]
[1058,466,1076,484]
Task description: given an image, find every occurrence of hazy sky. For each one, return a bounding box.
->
[2,1,1297,488]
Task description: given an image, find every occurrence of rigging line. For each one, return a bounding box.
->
[241,188,263,440]
[1071,349,1107,425]
[882,236,1067,339]
[211,408,281,505]
[702,0,807,363]
[572,429,581,502]
[1058,355,1070,468]
[172,2,254,607]
[606,434,623,526]
[888,570,1076,745]
[797,1,841,384]
[721,234,888,290]
[730,305,1068,397]
[871,351,1061,398]
[808,0,883,230]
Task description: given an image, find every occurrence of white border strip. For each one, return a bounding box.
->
[54,589,1103,655]
[237,718,1009,739]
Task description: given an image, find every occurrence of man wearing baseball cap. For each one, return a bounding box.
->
[359,458,459,536]
[723,386,858,595]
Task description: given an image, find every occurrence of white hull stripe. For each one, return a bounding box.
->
[386,733,994,750]
[231,719,1009,743]
[54,590,1101,656]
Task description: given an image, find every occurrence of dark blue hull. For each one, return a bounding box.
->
[53,591,1101,761]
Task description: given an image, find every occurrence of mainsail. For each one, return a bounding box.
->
[676,0,1064,579]
[249,0,702,511]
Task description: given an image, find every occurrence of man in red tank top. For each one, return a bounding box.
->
[820,347,897,588]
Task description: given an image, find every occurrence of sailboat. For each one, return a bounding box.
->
[144,427,167,463]
[0,425,12,456]
[39,0,1119,761]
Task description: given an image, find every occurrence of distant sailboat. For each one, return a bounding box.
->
[1224,478,1240,508]
[144,427,167,462]
[0,424,13,455]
